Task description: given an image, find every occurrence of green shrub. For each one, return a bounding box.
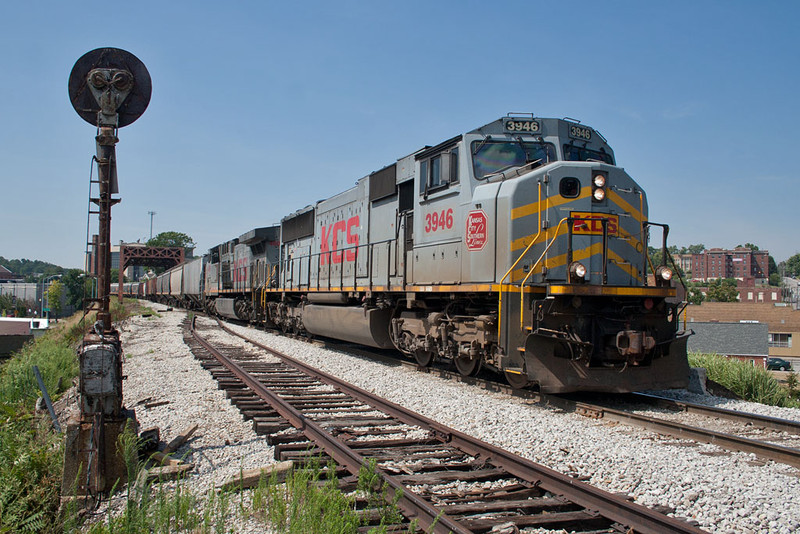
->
[689,352,800,407]
[0,313,82,532]
[0,407,63,533]
[0,334,78,405]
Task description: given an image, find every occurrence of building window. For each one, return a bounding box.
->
[769,333,792,348]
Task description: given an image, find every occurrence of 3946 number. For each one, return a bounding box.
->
[425,208,454,233]
[569,124,592,140]
[504,119,540,133]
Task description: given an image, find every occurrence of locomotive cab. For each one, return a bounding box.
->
[471,115,690,392]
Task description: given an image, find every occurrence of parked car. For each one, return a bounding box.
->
[766,357,793,371]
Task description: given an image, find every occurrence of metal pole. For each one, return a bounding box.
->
[95,127,118,332]
[33,366,61,432]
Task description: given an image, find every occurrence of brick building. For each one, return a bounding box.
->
[685,302,800,362]
[688,247,768,283]
[0,266,23,282]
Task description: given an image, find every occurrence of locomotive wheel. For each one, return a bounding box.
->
[414,349,435,367]
[454,355,482,377]
[504,369,531,389]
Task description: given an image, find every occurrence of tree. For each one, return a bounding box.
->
[686,244,705,254]
[706,278,739,302]
[769,273,782,286]
[786,253,800,278]
[46,280,64,320]
[686,283,705,305]
[146,231,196,251]
[0,294,14,316]
[110,268,128,283]
[648,246,684,278]
[61,269,93,310]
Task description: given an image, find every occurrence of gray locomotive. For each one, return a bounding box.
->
[147,114,690,393]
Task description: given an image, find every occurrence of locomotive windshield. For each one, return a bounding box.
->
[563,144,614,165]
[472,140,555,179]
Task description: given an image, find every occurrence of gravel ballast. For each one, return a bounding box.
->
[118,304,800,534]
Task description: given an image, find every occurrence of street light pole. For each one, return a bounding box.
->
[41,274,61,322]
[148,210,156,240]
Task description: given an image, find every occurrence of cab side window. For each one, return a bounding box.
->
[419,147,459,195]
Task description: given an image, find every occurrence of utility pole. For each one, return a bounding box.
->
[148,210,156,240]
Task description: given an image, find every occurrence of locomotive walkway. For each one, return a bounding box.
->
[185,317,706,533]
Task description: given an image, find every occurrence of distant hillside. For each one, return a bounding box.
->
[0,256,63,279]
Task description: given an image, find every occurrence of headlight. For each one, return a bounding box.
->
[569,261,587,282]
[592,171,607,203]
[655,266,673,286]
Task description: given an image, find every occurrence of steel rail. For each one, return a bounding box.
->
[260,328,800,470]
[302,335,800,468]
[190,317,469,534]
[573,402,800,468]
[631,392,800,436]
[215,319,706,534]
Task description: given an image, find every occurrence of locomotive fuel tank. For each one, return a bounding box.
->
[302,304,394,349]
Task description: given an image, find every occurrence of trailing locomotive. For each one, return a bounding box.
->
[137,114,690,393]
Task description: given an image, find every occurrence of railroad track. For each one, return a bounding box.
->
[298,332,800,470]
[183,316,705,534]
[197,313,800,471]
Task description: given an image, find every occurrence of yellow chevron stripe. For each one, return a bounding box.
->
[510,186,590,220]
[607,188,644,225]
[508,242,642,283]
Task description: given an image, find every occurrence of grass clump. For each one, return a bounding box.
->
[0,334,78,405]
[0,408,63,532]
[689,352,800,407]
[252,457,361,533]
[249,457,418,534]
[0,309,87,532]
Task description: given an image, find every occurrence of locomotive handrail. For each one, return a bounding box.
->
[642,221,669,285]
[567,215,610,285]
[519,217,569,329]
[282,238,398,293]
[498,181,543,341]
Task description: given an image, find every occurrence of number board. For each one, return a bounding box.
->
[568,124,592,141]
[504,119,541,134]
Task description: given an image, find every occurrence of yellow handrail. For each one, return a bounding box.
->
[519,217,569,330]
[497,182,543,339]
[639,191,651,285]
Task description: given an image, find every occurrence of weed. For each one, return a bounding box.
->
[786,372,799,399]
[690,352,800,407]
[0,408,62,533]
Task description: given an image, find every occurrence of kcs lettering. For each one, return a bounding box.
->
[320,215,360,265]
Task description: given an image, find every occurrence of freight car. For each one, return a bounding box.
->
[144,114,691,393]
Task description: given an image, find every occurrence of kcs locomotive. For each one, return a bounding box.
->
[136,114,690,393]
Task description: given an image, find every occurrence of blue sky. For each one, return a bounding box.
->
[1,1,798,268]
